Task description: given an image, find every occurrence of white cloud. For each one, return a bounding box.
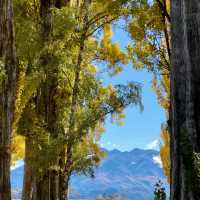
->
[146,139,160,150]
[153,155,163,168]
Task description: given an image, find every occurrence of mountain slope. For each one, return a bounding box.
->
[11,149,168,200]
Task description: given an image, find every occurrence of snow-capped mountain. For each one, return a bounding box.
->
[11,148,168,200]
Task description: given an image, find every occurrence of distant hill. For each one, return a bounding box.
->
[11,148,168,200]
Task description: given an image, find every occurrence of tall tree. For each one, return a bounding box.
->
[0,0,17,199]
[171,0,200,199]
[13,1,141,200]
[22,0,68,199]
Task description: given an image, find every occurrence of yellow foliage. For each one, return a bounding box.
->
[166,0,170,14]
[100,24,128,72]
[160,125,170,183]
[128,22,145,41]
[103,24,112,40]
[11,135,25,165]
[152,77,170,111]
[13,63,26,133]
[12,62,44,165]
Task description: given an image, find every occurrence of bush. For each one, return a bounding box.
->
[154,180,166,200]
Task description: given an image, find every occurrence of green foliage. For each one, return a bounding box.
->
[14,0,41,63]
[12,0,142,194]
[127,1,165,71]
[154,180,167,200]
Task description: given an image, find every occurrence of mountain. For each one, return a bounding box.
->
[11,148,168,200]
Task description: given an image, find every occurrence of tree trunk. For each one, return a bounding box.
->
[22,1,68,199]
[22,139,34,200]
[59,173,70,200]
[0,0,16,200]
[38,0,67,199]
[59,148,72,200]
[58,1,91,199]
[170,0,200,199]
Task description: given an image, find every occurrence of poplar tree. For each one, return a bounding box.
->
[0,0,17,199]
[12,1,141,200]
[171,0,200,198]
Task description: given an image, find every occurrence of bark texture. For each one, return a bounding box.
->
[0,0,16,200]
[171,0,200,199]
[22,1,67,199]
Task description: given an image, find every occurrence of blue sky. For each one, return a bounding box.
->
[99,22,166,151]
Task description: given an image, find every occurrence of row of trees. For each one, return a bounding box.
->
[1,0,200,199]
[0,0,142,200]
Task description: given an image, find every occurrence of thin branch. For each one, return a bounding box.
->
[85,15,119,38]
[86,11,108,27]
[155,0,171,23]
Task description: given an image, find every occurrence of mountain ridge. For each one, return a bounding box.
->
[11,148,168,200]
